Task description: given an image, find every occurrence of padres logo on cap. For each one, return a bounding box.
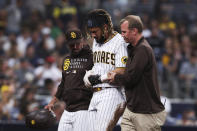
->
[121,56,128,64]
[71,32,76,39]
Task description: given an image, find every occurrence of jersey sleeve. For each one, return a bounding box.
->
[55,72,65,100]
[115,39,128,68]
[55,57,67,100]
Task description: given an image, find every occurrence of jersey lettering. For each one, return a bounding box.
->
[93,51,115,65]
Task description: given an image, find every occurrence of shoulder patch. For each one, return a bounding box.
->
[63,59,70,71]
[121,56,128,64]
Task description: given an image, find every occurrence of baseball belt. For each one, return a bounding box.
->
[93,87,113,92]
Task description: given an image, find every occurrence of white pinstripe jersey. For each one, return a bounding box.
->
[92,33,128,88]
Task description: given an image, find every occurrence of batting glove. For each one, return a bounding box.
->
[88,73,109,86]
[88,75,102,86]
[83,70,94,87]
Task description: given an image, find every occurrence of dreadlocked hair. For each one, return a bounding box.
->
[85,9,113,38]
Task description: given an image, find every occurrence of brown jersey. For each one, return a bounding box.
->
[55,46,93,112]
[115,37,165,114]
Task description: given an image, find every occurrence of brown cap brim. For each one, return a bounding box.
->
[67,39,81,45]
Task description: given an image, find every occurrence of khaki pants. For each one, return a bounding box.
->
[121,107,167,131]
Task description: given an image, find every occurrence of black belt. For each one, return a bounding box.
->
[93,87,113,92]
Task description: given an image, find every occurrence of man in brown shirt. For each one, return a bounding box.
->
[45,29,93,131]
[108,15,166,131]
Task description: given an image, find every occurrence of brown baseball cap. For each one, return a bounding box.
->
[65,29,83,45]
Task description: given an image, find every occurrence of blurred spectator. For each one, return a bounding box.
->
[41,27,55,51]
[15,58,34,86]
[45,19,62,40]
[178,23,187,38]
[25,0,45,16]
[0,9,7,31]
[194,101,197,118]
[0,73,4,87]
[52,0,78,30]
[141,13,151,38]
[0,29,9,56]
[159,13,176,35]
[134,0,155,15]
[38,78,55,96]
[189,20,197,36]
[19,87,38,119]
[179,52,197,98]
[0,39,5,57]
[176,108,197,126]
[0,85,20,120]
[55,33,69,57]
[16,27,31,57]
[142,25,151,38]
[0,0,7,9]
[24,10,43,31]
[15,81,32,100]
[29,29,41,48]
[101,0,122,27]
[170,27,179,42]
[25,44,40,68]
[0,59,16,81]
[35,38,53,59]
[181,35,192,61]
[82,0,99,11]
[6,33,20,59]
[25,44,39,67]
[161,37,182,98]
[34,56,61,87]
[147,27,164,62]
[6,0,22,34]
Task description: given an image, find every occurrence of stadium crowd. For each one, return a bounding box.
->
[0,0,197,127]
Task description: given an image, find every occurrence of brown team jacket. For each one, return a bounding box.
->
[115,37,165,114]
[55,46,93,112]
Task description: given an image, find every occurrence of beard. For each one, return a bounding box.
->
[71,49,81,56]
[95,35,106,44]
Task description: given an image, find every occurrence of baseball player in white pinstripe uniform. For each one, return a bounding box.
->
[83,9,128,131]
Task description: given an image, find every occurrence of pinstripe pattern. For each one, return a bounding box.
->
[88,88,125,131]
[92,33,128,87]
[88,33,128,131]
[58,110,90,131]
